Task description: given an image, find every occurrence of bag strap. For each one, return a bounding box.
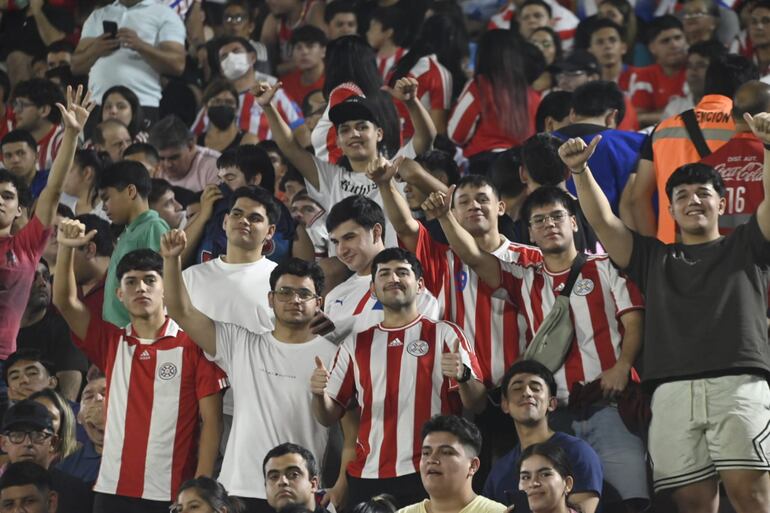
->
[680,109,712,158]
[560,253,587,297]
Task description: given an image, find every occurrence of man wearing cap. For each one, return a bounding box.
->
[551,50,601,93]
[0,400,92,513]
[254,77,441,247]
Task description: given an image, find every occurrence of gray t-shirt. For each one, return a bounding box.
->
[625,215,770,388]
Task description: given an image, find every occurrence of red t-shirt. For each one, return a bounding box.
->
[699,132,765,235]
[0,216,52,358]
[279,69,325,105]
[620,64,686,112]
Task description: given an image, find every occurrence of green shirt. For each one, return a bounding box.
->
[102,209,169,327]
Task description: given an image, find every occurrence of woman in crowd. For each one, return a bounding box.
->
[175,476,244,513]
[448,29,539,175]
[198,78,259,153]
[30,389,79,464]
[60,149,110,220]
[529,27,563,92]
[101,86,149,142]
[519,443,581,513]
[386,14,468,135]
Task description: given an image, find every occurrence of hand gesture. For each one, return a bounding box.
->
[160,229,187,259]
[382,77,419,103]
[92,33,121,58]
[599,362,630,399]
[199,184,224,218]
[441,340,464,380]
[116,27,144,51]
[422,185,455,219]
[558,136,601,173]
[310,356,330,396]
[745,112,770,145]
[57,218,97,248]
[56,85,95,133]
[321,479,347,509]
[253,81,282,107]
[309,311,335,336]
[366,155,403,185]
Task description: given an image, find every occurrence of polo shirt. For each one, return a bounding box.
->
[102,209,169,327]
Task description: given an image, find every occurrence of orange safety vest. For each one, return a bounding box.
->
[651,94,735,243]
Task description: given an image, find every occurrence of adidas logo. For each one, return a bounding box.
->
[139,350,151,361]
[388,338,403,347]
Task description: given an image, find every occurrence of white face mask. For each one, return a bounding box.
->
[221,53,252,80]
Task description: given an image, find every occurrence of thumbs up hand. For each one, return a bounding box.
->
[310,356,330,396]
[441,339,464,380]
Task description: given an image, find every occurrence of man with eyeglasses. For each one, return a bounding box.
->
[163,225,337,513]
[0,400,92,513]
[423,185,649,512]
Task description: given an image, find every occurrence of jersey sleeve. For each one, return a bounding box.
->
[274,88,305,130]
[157,5,186,43]
[17,216,52,260]
[496,260,527,305]
[194,345,229,400]
[411,223,450,297]
[326,341,357,407]
[306,157,342,212]
[604,260,645,317]
[448,80,481,146]
[69,315,120,372]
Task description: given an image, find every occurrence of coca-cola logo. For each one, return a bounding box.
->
[713,161,764,182]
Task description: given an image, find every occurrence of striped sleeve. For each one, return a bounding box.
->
[327,340,357,407]
[448,80,481,146]
[274,88,305,130]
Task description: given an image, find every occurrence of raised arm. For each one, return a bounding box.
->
[383,77,436,155]
[366,156,421,251]
[422,186,502,289]
[160,229,217,356]
[254,82,320,189]
[744,113,770,240]
[629,158,657,237]
[37,86,95,227]
[558,137,634,269]
[52,219,94,340]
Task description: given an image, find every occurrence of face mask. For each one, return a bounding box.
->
[208,105,236,129]
[221,53,251,80]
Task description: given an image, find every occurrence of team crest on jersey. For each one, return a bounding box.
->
[454,270,468,292]
[573,278,594,296]
[158,362,178,380]
[407,340,429,357]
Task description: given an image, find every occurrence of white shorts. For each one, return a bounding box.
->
[649,374,770,492]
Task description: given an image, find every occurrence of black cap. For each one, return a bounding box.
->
[329,96,381,127]
[550,50,600,75]
[2,400,54,433]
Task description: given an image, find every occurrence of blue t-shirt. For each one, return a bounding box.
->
[56,437,101,485]
[482,432,603,512]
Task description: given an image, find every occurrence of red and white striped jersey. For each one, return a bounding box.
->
[498,255,644,400]
[276,0,321,62]
[394,55,453,140]
[324,272,442,337]
[729,30,753,59]
[37,124,64,171]
[311,82,363,163]
[0,109,12,141]
[71,316,228,501]
[448,79,539,158]
[191,89,303,141]
[411,223,542,388]
[377,47,408,81]
[327,315,482,479]
[487,1,578,51]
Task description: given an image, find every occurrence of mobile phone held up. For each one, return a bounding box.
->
[103,21,118,38]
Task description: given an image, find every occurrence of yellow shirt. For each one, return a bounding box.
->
[398,495,507,513]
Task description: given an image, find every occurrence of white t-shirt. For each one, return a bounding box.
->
[306,143,416,248]
[324,273,441,339]
[213,323,338,499]
[81,0,186,107]
[183,256,277,414]
[59,192,110,222]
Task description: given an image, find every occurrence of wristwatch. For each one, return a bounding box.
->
[457,365,472,384]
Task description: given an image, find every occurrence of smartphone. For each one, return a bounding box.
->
[103,20,118,38]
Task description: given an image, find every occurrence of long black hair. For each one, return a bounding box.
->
[388,14,468,99]
[101,85,146,137]
[323,35,401,157]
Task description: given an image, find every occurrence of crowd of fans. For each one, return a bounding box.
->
[1,0,770,512]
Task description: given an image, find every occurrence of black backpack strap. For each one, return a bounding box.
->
[561,253,587,297]
[681,109,712,158]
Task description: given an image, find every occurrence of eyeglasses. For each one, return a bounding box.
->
[4,430,53,444]
[11,99,35,111]
[750,16,770,26]
[529,210,569,228]
[224,14,246,24]
[272,287,318,302]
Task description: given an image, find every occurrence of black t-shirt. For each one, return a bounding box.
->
[16,309,89,374]
[625,215,770,390]
[50,466,94,513]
